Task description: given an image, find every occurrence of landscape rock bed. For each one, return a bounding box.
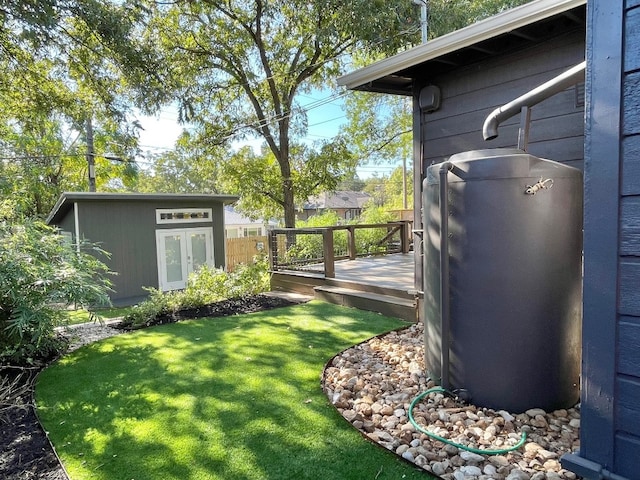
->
[322,322,581,480]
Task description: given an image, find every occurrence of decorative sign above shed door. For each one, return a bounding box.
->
[155,227,213,291]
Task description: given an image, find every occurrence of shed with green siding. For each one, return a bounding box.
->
[47,192,238,305]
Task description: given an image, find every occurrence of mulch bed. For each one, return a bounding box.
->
[0,294,298,480]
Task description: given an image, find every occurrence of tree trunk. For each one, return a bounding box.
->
[283,176,295,228]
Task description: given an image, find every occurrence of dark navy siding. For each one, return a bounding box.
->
[567,1,640,478]
[616,1,640,474]
[419,30,585,170]
[560,0,621,477]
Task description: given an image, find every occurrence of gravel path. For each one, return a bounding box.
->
[322,321,581,480]
[60,320,126,352]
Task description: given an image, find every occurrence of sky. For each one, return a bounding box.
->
[136,89,403,179]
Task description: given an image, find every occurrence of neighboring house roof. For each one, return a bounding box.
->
[337,0,586,95]
[304,191,371,210]
[47,192,239,224]
[223,206,276,226]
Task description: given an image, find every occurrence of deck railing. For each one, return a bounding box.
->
[268,220,412,278]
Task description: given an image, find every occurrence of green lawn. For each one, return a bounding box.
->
[63,306,134,326]
[36,301,432,480]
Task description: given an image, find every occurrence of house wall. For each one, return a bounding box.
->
[615,0,640,475]
[417,29,586,170]
[74,199,226,305]
[412,28,586,299]
[225,224,265,238]
[297,207,362,222]
[561,1,640,479]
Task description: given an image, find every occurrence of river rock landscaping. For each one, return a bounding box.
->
[322,321,581,480]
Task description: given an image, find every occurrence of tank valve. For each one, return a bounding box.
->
[525,177,553,195]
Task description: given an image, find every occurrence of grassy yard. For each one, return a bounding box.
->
[36,301,431,480]
[63,306,134,326]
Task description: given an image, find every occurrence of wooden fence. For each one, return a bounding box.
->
[225,236,268,271]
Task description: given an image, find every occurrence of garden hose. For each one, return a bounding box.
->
[408,387,527,456]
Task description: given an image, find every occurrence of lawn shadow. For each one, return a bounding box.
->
[36,302,426,479]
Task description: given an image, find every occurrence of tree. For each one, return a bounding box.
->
[363,166,414,210]
[141,0,418,227]
[342,89,413,173]
[135,133,224,194]
[343,0,534,180]
[428,0,533,36]
[0,0,165,215]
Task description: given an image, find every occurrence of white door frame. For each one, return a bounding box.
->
[155,227,214,291]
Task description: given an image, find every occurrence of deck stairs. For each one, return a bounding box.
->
[271,271,418,322]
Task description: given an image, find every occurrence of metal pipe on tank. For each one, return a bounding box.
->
[482,61,586,141]
[439,162,453,390]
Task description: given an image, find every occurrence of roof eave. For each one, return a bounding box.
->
[46,192,240,225]
[337,0,586,92]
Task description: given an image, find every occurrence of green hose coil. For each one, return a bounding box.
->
[408,387,527,456]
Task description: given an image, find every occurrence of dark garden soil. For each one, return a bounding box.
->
[0,294,298,480]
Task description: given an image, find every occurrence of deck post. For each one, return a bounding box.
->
[323,229,335,278]
[347,226,357,260]
[401,221,411,254]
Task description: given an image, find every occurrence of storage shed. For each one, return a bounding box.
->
[47,192,238,305]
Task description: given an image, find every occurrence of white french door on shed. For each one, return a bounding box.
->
[155,228,213,291]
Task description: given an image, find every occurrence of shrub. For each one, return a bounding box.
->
[285,210,349,261]
[0,219,112,366]
[355,206,397,254]
[121,256,270,328]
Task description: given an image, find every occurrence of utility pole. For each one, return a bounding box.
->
[86,117,96,192]
[412,0,428,43]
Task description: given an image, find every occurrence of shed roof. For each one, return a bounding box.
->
[337,0,586,95]
[47,192,239,224]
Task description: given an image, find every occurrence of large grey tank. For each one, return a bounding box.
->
[423,148,582,413]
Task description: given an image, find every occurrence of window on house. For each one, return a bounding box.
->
[156,208,213,224]
[243,227,262,237]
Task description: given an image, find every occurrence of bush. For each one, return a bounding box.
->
[0,219,112,366]
[284,207,399,260]
[121,256,270,328]
[285,211,348,261]
[355,206,397,254]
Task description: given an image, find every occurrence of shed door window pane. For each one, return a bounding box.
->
[164,235,185,284]
[189,233,207,271]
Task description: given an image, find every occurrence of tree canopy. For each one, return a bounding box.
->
[342,0,534,179]
[1,0,535,220]
[139,0,418,227]
[0,0,165,216]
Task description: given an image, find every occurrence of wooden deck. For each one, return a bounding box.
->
[270,253,419,321]
[327,253,415,291]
